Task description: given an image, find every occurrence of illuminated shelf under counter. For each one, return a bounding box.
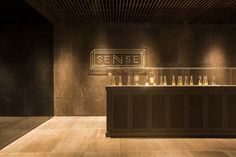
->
[106,85,236,137]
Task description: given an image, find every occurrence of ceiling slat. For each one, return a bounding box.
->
[127,0,133,23]
[185,0,217,23]
[141,0,159,24]
[159,0,180,23]
[25,0,236,24]
[74,0,88,24]
[79,0,92,24]
[68,0,84,24]
[58,0,78,24]
[139,0,154,23]
[26,0,56,22]
[169,0,195,24]
[148,0,163,24]
[151,0,170,24]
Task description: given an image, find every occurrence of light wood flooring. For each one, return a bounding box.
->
[1,116,236,157]
[0,117,50,149]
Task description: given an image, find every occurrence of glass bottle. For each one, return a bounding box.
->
[149,72,154,85]
[107,72,113,85]
[150,76,154,85]
[172,75,176,85]
[203,76,205,85]
[153,75,156,85]
[184,75,188,85]
[112,75,116,85]
[178,76,183,85]
[212,75,216,85]
[134,75,139,85]
[180,76,183,85]
[204,75,208,85]
[127,75,131,85]
[198,75,202,85]
[163,75,167,85]
[145,75,149,86]
[118,75,122,86]
[190,75,194,85]
[160,75,163,85]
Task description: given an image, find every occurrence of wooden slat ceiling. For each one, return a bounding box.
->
[25,0,236,24]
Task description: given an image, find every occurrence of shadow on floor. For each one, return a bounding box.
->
[0,116,51,149]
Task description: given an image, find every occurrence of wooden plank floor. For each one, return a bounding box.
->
[0,116,236,157]
[0,117,51,149]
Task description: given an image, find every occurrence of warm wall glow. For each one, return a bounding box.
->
[140,30,160,67]
[204,46,226,67]
[94,29,108,48]
[203,45,227,84]
[54,45,78,115]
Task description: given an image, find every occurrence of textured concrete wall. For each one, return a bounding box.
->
[54,24,236,116]
[0,23,54,116]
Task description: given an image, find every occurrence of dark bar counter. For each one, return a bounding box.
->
[106,85,236,137]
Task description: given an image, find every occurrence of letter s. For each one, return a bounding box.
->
[125,56,131,63]
[97,56,103,64]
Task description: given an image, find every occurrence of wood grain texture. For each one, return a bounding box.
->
[0,117,51,149]
[106,86,236,137]
[1,117,236,157]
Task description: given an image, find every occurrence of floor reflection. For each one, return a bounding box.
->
[0,116,51,149]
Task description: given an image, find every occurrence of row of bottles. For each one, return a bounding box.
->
[107,72,217,86]
[170,75,216,86]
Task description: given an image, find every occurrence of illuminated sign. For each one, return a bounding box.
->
[90,49,146,70]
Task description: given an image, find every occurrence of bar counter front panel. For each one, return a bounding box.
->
[106,86,236,137]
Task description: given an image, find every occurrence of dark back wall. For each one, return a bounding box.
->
[0,0,54,116]
[54,24,236,116]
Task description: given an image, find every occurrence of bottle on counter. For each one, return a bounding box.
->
[190,75,194,85]
[184,75,188,85]
[127,75,131,85]
[118,75,122,86]
[177,76,183,85]
[212,75,216,85]
[112,75,116,86]
[149,76,154,85]
[145,75,149,86]
[163,75,167,85]
[160,75,163,85]
[134,75,139,85]
[107,72,113,85]
[153,75,157,85]
[203,75,208,85]
[206,76,208,85]
[149,72,154,85]
[198,75,202,85]
[172,75,176,85]
[180,76,183,85]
